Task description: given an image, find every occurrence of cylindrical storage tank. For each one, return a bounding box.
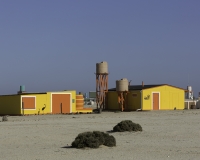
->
[187,86,192,92]
[96,61,108,74]
[76,95,84,109]
[116,78,129,92]
[20,85,25,92]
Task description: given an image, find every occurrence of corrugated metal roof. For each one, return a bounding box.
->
[108,84,186,91]
[0,90,74,96]
[0,92,47,96]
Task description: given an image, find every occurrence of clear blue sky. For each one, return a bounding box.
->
[0,0,199,97]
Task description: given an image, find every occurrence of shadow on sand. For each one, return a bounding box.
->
[61,145,73,149]
[106,130,115,133]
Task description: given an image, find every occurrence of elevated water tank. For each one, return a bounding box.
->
[116,78,129,92]
[187,86,192,92]
[96,61,108,74]
[20,85,25,92]
[186,86,193,99]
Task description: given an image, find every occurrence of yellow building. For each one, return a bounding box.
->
[0,90,92,115]
[106,84,186,111]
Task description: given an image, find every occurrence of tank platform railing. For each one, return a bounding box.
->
[117,91,129,111]
[95,73,108,110]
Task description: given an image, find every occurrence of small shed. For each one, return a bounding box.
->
[106,84,186,111]
[0,90,77,115]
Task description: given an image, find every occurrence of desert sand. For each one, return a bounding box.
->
[1,109,200,160]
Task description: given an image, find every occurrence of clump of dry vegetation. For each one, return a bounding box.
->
[113,120,142,132]
[71,131,116,148]
[2,116,8,122]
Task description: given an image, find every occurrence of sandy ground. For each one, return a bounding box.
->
[1,109,200,160]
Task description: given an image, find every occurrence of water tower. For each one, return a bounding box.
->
[95,61,108,109]
[187,86,193,99]
[116,78,129,111]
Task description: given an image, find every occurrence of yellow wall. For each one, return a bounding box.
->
[127,91,141,110]
[21,91,76,115]
[106,91,141,111]
[21,94,49,115]
[0,95,21,115]
[142,85,184,110]
[106,92,118,110]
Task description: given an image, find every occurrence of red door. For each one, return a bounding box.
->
[153,93,159,110]
[52,94,70,114]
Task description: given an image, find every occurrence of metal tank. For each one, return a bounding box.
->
[187,86,193,99]
[187,86,192,92]
[20,85,25,92]
[96,61,108,74]
[116,78,129,92]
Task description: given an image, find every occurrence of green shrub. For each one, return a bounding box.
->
[71,131,116,148]
[113,120,142,132]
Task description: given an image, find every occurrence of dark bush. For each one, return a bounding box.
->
[71,131,116,148]
[103,134,116,147]
[113,120,142,132]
